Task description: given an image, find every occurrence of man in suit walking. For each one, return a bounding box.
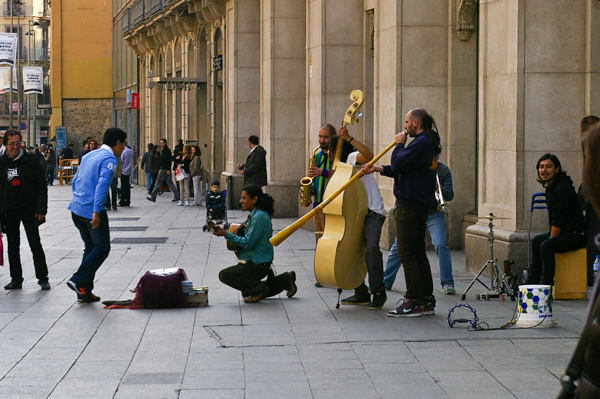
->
[237,135,267,188]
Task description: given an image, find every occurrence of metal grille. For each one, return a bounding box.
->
[111,237,168,244]
[109,217,140,221]
[110,227,148,232]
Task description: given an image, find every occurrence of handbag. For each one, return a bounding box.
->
[201,167,209,181]
[175,165,186,181]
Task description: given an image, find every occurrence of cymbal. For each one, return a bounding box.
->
[477,215,511,220]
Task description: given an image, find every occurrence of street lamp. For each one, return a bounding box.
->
[26,20,39,145]
[8,0,24,133]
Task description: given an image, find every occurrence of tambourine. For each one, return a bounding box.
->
[447,304,479,329]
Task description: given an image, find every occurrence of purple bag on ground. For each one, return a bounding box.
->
[131,268,189,309]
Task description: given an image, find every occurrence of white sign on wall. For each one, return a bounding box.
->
[0,33,18,66]
[22,67,43,94]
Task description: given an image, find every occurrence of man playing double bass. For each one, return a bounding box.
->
[362,108,442,317]
[332,127,388,310]
[308,124,336,242]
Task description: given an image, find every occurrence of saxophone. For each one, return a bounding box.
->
[299,147,320,207]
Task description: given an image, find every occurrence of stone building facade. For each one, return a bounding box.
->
[120,0,600,272]
[62,99,113,151]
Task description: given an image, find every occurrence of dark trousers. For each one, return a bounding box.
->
[4,212,48,284]
[530,231,587,285]
[45,166,55,185]
[355,211,386,297]
[105,178,118,208]
[148,173,158,194]
[119,174,130,206]
[149,169,179,200]
[219,261,291,298]
[395,205,433,300]
[70,211,111,291]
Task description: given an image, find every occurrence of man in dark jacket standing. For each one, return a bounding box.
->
[525,154,587,286]
[237,135,267,187]
[0,130,50,290]
[362,108,442,317]
[147,138,180,202]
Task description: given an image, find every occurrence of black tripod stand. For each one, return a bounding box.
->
[461,214,517,301]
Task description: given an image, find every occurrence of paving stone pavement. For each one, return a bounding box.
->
[0,184,590,398]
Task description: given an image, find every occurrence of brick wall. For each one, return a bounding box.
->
[62,99,113,152]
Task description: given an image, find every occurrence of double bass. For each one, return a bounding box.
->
[314,90,368,290]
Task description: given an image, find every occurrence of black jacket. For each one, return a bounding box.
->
[241,145,267,187]
[159,146,173,170]
[546,174,586,234]
[0,151,48,221]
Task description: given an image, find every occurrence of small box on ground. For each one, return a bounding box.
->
[186,287,209,307]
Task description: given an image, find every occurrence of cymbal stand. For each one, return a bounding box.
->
[461,216,517,301]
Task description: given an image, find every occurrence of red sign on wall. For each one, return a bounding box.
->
[131,93,140,110]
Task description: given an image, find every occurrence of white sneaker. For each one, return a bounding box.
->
[185,201,190,206]
[177,201,184,206]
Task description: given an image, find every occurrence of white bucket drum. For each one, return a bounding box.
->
[516,285,554,328]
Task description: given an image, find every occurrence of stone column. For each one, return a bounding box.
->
[224,0,260,204]
[261,0,306,217]
[465,0,595,275]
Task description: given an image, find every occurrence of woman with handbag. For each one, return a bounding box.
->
[189,145,204,206]
[176,145,192,206]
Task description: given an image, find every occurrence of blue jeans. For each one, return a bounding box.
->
[45,165,55,184]
[70,211,111,291]
[384,211,454,289]
[145,172,154,192]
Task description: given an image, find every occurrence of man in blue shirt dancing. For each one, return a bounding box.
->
[67,128,127,303]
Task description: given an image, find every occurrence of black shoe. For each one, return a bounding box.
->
[286,271,297,298]
[314,282,323,287]
[172,198,180,202]
[146,197,156,202]
[39,281,51,290]
[4,281,22,290]
[368,292,387,310]
[341,294,371,306]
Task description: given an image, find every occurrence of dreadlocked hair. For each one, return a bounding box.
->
[410,108,442,169]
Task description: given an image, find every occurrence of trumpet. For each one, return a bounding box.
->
[300,147,320,207]
[435,172,447,212]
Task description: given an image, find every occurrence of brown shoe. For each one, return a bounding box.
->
[244,287,268,303]
[112,206,117,211]
[286,271,297,298]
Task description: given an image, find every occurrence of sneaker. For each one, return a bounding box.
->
[67,280,101,303]
[368,292,387,310]
[341,294,371,306]
[387,298,422,317]
[184,201,190,206]
[177,201,184,206]
[421,295,436,315]
[286,271,297,298]
[442,285,455,295]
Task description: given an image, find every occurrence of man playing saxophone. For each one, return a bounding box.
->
[308,124,336,242]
